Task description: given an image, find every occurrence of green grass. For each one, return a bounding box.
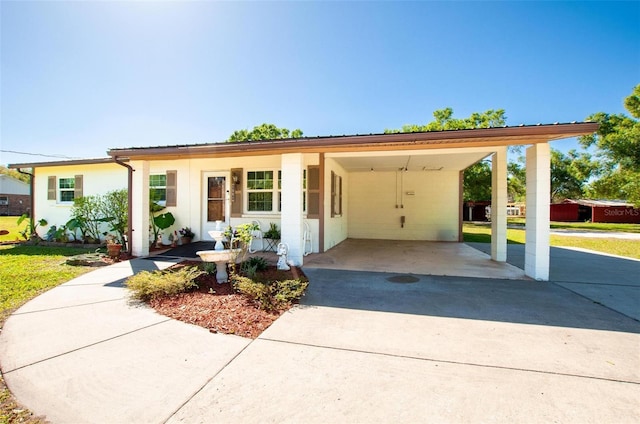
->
[0,216,24,242]
[507,217,640,233]
[0,245,94,325]
[464,223,640,260]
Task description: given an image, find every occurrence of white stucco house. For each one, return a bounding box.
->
[9,122,598,281]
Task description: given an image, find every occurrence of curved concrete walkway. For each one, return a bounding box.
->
[1,251,639,423]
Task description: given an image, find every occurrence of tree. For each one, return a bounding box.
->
[579,84,640,205]
[0,165,31,183]
[385,108,508,201]
[385,107,507,133]
[227,123,303,142]
[550,149,596,202]
[507,160,526,203]
[463,161,491,201]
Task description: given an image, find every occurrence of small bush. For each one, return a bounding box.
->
[126,266,203,301]
[202,262,217,275]
[244,256,269,272]
[232,274,308,311]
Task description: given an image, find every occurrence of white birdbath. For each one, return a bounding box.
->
[208,230,226,251]
[196,249,237,284]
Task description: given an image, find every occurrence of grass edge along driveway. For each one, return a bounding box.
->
[463,222,640,260]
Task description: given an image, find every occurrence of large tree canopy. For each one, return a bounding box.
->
[579,84,640,205]
[385,108,509,201]
[227,123,303,142]
[385,107,507,133]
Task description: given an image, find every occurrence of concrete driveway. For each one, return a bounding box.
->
[1,247,639,423]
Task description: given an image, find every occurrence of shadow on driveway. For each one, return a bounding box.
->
[301,268,640,334]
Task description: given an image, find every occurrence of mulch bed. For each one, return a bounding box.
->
[148,262,305,339]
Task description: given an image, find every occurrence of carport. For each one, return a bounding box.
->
[309,123,598,281]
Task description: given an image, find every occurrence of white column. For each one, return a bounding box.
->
[491,146,507,262]
[280,153,304,266]
[525,143,551,281]
[131,160,150,257]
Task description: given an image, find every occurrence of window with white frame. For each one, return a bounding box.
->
[150,174,167,205]
[247,171,274,212]
[59,178,75,202]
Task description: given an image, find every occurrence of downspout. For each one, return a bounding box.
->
[17,168,35,231]
[113,157,134,253]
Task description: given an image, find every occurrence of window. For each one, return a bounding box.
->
[247,171,274,212]
[48,175,82,202]
[150,174,167,204]
[331,171,342,217]
[59,178,75,202]
[0,196,8,206]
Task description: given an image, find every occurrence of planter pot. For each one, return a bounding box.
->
[107,243,122,259]
[181,237,192,245]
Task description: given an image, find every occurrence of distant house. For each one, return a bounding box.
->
[10,122,598,281]
[0,174,30,216]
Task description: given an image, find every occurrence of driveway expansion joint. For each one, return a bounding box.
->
[2,318,173,374]
[10,298,126,315]
[161,335,257,424]
[258,337,640,386]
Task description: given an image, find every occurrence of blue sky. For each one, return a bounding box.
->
[1,1,638,165]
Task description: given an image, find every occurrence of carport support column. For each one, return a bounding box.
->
[281,153,304,266]
[131,160,150,257]
[491,147,508,262]
[525,143,550,281]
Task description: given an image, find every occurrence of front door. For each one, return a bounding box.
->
[202,172,230,239]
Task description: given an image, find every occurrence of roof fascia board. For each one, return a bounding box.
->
[8,158,127,169]
[108,123,598,160]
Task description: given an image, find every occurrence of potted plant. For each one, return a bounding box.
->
[263,222,281,252]
[264,222,280,240]
[179,227,195,244]
[105,234,123,259]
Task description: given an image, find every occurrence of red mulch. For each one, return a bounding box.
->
[148,262,305,339]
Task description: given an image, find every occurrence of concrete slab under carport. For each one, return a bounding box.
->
[304,239,526,280]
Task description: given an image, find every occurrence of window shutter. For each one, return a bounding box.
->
[74,175,83,199]
[338,175,342,215]
[231,168,243,217]
[307,166,320,218]
[330,171,336,217]
[165,170,177,207]
[47,176,56,200]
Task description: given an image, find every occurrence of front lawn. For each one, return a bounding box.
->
[0,245,94,325]
[0,216,23,242]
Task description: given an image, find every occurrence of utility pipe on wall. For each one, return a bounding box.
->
[113,157,134,253]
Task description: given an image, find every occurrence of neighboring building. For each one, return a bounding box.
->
[10,122,598,281]
[0,174,30,216]
[551,199,640,223]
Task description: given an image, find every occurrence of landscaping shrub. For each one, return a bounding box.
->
[232,274,308,311]
[244,256,269,272]
[126,266,203,301]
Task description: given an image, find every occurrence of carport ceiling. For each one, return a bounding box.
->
[331,151,491,172]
